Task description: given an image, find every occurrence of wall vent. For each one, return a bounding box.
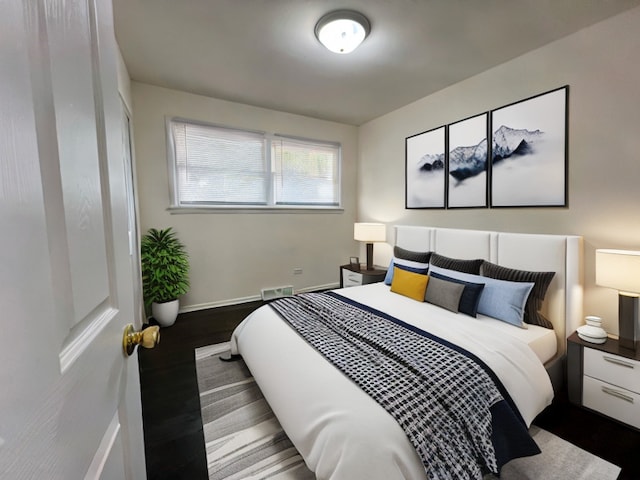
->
[261,285,294,301]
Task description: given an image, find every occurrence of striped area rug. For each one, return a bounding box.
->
[195,343,621,480]
[195,342,315,480]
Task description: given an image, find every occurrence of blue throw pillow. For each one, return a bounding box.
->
[480,261,555,329]
[429,271,485,317]
[429,266,534,328]
[384,258,429,285]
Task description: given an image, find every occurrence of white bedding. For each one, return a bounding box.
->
[472,311,558,364]
[230,283,554,480]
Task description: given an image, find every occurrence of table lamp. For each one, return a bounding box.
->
[595,249,640,351]
[354,223,386,271]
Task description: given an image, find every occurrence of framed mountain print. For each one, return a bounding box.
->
[447,113,488,208]
[405,125,446,209]
[490,86,568,207]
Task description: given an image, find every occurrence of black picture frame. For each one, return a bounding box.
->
[405,125,446,209]
[349,257,360,269]
[490,86,568,207]
[447,112,489,209]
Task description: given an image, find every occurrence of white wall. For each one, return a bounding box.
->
[132,83,359,309]
[358,7,640,335]
[116,45,132,113]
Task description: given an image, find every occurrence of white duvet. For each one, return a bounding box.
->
[230,283,554,480]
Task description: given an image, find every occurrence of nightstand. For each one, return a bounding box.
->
[567,332,640,430]
[339,264,386,288]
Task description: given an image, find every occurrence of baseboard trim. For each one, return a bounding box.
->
[296,282,339,294]
[179,282,340,313]
[179,295,263,313]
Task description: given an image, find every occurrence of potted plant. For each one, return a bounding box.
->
[141,227,190,327]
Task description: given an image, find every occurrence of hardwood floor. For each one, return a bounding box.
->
[139,304,640,479]
[138,301,262,480]
[535,389,640,480]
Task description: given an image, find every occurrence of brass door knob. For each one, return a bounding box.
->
[123,324,160,356]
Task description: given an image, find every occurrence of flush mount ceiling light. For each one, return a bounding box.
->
[315,10,371,54]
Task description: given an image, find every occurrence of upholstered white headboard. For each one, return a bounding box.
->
[394,226,584,356]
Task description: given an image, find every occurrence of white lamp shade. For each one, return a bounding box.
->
[354,223,386,243]
[315,11,370,54]
[595,249,640,295]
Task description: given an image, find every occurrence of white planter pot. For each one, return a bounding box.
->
[152,299,179,327]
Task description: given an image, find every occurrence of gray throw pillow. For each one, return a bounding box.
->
[424,276,465,313]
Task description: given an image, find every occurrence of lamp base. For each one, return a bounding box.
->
[365,243,374,270]
[619,294,639,351]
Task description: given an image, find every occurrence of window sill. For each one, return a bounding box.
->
[167,205,345,214]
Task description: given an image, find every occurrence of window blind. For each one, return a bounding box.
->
[171,121,267,205]
[272,137,340,206]
[168,118,341,209]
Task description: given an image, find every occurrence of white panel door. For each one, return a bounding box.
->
[0,0,146,479]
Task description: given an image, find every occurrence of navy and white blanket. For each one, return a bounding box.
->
[270,291,539,480]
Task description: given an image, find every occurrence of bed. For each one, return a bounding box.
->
[230,226,584,479]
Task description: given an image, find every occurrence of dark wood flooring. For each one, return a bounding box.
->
[138,301,262,480]
[139,304,640,479]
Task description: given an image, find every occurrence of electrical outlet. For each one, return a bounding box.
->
[293,268,303,275]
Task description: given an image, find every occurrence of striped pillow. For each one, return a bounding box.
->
[393,246,431,264]
[430,253,483,274]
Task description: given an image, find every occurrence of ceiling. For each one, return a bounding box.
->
[113,0,640,126]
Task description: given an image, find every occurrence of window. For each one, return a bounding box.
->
[271,136,340,206]
[168,118,341,209]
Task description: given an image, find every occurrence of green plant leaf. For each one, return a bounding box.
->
[140,227,190,307]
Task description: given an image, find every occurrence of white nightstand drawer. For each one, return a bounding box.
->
[583,375,640,429]
[584,347,640,394]
[342,269,363,287]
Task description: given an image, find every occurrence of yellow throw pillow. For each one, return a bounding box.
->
[390,266,429,301]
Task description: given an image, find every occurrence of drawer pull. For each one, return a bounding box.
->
[602,386,634,403]
[603,356,635,369]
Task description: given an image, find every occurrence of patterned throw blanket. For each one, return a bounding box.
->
[270,292,539,480]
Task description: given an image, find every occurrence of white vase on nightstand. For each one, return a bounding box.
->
[577,315,608,344]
